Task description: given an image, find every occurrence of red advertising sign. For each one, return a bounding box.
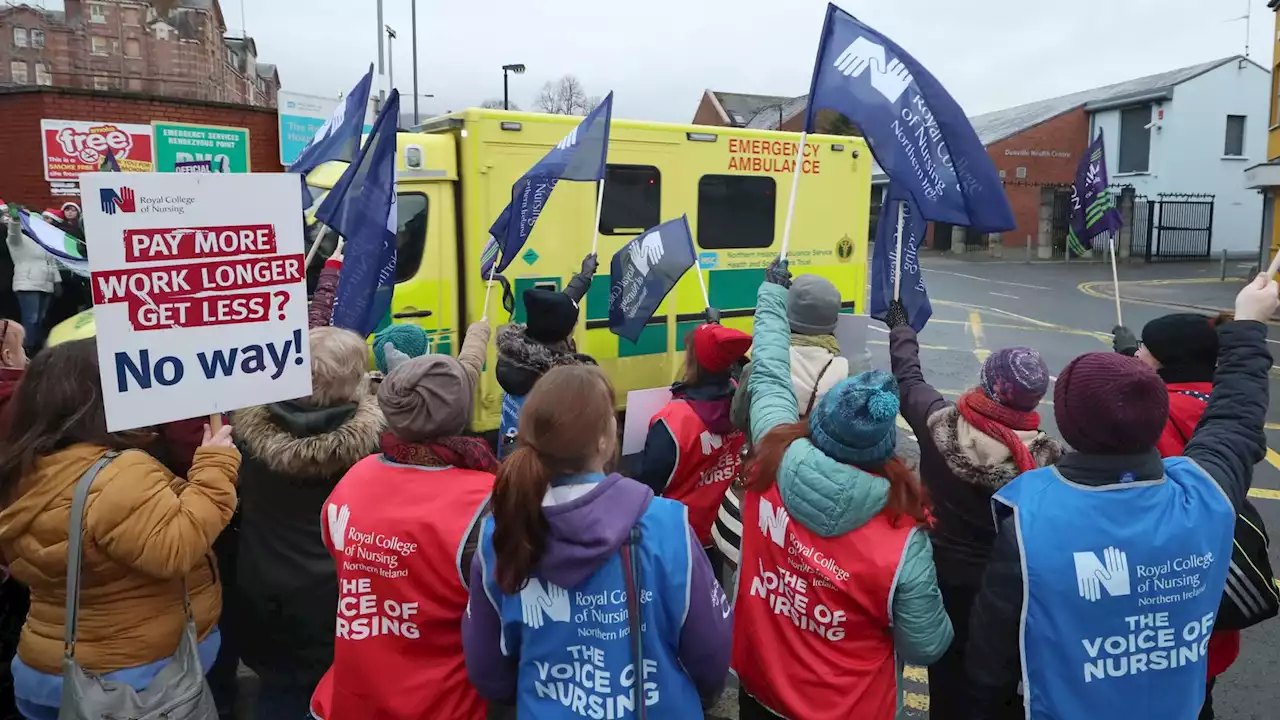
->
[40,119,155,181]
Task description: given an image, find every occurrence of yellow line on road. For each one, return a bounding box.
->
[934,299,1112,342]
[903,665,928,683]
[1267,448,1280,472]
[904,691,930,712]
[1250,487,1280,501]
[1267,423,1280,431]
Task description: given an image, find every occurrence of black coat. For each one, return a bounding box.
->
[231,397,383,684]
[965,321,1272,718]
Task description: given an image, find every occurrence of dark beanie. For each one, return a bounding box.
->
[523,289,580,344]
[1141,313,1219,384]
[1054,352,1169,455]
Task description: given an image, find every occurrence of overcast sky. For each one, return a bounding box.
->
[37,0,1280,121]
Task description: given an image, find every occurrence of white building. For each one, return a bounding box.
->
[1089,57,1270,256]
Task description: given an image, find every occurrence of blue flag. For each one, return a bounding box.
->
[315,89,399,337]
[289,65,373,208]
[804,4,1013,233]
[489,92,613,273]
[1068,130,1124,254]
[870,187,931,332]
[608,215,696,343]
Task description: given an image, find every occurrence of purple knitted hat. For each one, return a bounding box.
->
[1054,352,1168,455]
[980,347,1050,412]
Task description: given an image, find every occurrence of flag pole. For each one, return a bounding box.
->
[481,257,498,322]
[893,200,905,302]
[778,132,807,260]
[590,176,606,257]
[1267,246,1280,277]
[304,226,330,269]
[1107,232,1122,326]
[693,256,710,310]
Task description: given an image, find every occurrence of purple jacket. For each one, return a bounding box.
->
[461,473,733,703]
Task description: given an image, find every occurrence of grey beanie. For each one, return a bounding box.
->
[788,275,841,335]
[377,355,473,442]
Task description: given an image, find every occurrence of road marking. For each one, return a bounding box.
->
[903,665,928,683]
[934,299,1112,342]
[869,340,956,352]
[990,292,1021,299]
[1266,448,1280,474]
[969,311,990,363]
[904,691,930,712]
[896,415,917,442]
[1250,487,1280,501]
[1266,423,1280,431]
[922,267,1051,290]
[870,325,888,333]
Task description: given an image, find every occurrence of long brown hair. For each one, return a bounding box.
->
[491,365,617,593]
[0,338,155,503]
[749,420,931,527]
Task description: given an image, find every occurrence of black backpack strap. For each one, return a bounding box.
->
[619,526,646,720]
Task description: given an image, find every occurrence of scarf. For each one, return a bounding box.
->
[790,333,841,355]
[380,431,499,473]
[956,389,1040,473]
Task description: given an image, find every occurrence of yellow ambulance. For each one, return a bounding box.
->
[49,108,873,432]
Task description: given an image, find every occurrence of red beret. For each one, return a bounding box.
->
[692,324,752,374]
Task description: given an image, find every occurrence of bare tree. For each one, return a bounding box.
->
[535,75,596,115]
[480,98,519,111]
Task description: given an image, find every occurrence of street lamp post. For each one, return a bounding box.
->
[411,0,420,124]
[386,25,397,96]
[502,63,526,111]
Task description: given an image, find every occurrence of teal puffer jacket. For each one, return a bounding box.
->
[747,281,953,667]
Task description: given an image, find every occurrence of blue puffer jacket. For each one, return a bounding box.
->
[747,281,953,667]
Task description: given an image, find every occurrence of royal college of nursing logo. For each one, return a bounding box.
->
[833,36,915,104]
[1073,546,1131,602]
[520,578,571,628]
[327,503,351,552]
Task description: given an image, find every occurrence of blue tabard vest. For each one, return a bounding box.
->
[498,392,525,459]
[478,493,702,719]
[995,459,1235,720]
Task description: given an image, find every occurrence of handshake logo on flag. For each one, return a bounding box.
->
[833,37,914,104]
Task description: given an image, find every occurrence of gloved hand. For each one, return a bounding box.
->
[580,252,599,277]
[703,307,721,324]
[884,300,910,330]
[765,257,792,288]
[1112,325,1138,356]
[383,341,413,373]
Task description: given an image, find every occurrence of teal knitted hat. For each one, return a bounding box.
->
[809,370,900,466]
[373,324,430,373]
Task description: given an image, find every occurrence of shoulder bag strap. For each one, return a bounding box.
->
[803,357,838,418]
[64,450,120,660]
[619,525,646,720]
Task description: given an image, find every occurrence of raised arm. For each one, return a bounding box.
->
[888,324,947,434]
[747,262,799,445]
[563,253,598,304]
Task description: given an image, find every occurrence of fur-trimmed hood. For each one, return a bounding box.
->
[495,323,596,396]
[927,404,1063,490]
[233,396,383,479]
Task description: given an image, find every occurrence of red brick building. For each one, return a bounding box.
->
[0,0,278,108]
[0,85,283,209]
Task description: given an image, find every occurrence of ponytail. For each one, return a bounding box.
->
[491,445,554,594]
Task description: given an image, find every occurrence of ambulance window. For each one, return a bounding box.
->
[600,165,661,235]
[395,193,429,283]
[697,175,776,249]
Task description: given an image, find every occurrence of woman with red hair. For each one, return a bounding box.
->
[733,259,952,720]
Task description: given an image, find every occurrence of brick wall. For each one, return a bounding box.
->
[0,86,283,209]
[987,107,1089,246]
[692,92,728,126]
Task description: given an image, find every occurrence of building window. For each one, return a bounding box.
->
[1118,104,1152,174]
[1224,115,1246,157]
[123,7,140,25]
[9,61,29,84]
[600,165,661,235]
[154,24,170,41]
[93,75,112,91]
[697,175,776,249]
[13,27,27,48]
[30,29,43,48]
[89,3,107,23]
[91,36,109,55]
[124,38,141,58]
[127,76,142,92]
[395,193,429,282]
[1016,167,1028,179]
[35,62,51,86]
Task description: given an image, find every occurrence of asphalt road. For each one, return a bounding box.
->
[852,253,1280,720]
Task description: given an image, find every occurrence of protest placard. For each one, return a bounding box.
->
[79,172,312,432]
[622,387,673,456]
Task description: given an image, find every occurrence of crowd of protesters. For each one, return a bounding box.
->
[0,235,1269,720]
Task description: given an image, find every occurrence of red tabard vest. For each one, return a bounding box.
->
[652,400,745,545]
[310,456,495,720]
[733,483,914,720]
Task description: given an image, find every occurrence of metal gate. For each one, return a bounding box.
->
[1133,194,1215,261]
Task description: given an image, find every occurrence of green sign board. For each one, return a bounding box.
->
[152,122,251,173]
